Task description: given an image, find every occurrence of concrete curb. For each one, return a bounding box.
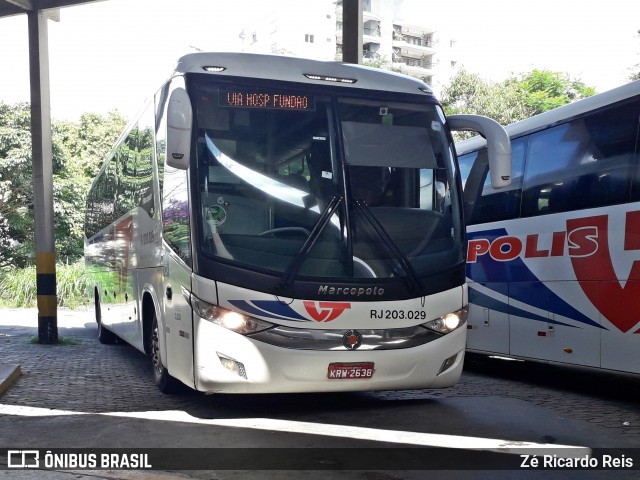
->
[0,364,22,396]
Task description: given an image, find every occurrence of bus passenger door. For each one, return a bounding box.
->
[466,282,510,355]
[162,248,194,387]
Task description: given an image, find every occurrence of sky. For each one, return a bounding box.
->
[0,0,638,122]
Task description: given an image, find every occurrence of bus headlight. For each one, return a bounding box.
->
[423,306,468,334]
[191,296,274,335]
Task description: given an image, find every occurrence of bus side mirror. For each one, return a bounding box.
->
[448,114,512,189]
[166,87,193,170]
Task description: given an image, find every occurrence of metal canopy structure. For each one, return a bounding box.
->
[0,0,98,17]
[1,0,105,343]
[0,0,361,344]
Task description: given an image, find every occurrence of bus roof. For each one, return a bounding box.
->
[173,52,434,97]
[455,79,640,156]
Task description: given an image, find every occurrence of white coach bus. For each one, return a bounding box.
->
[84,52,510,393]
[457,80,640,375]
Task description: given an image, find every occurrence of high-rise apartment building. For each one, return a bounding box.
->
[239,0,337,62]
[240,0,456,93]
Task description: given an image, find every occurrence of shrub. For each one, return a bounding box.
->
[0,264,37,307]
[0,260,88,309]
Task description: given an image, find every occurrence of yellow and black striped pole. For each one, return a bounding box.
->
[36,252,57,344]
[29,10,58,344]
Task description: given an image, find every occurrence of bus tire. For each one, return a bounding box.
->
[150,313,181,394]
[95,294,117,345]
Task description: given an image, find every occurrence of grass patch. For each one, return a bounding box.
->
[0,260,89,309]
[30,335,82,346]
[0,265,37,308]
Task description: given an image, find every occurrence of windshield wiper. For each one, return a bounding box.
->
[354,199,423,294]
[277,195,423,295]
[277,195,344,294]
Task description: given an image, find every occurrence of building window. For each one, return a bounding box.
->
[305,34,315,43]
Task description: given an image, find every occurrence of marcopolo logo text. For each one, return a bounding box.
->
[318,285,385,297]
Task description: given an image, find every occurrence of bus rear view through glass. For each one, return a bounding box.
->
[85,53,510,393]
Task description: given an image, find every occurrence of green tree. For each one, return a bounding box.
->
[54,111,127,263]
[53,111,126,262]
[0,103,126,268]
[0,102,40,268]
[440,69,533,139]
[518,69,596,115]
[57,111,127,178]
[440,68,596,136]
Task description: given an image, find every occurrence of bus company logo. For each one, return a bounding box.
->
[304,301,351,322]
[467,224,603,264]
[342,330,363,350]
[468,211,640,333]
[228,299,349,323]
[317,285,385,297]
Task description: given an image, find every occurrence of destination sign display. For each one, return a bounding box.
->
[219,88,315,111]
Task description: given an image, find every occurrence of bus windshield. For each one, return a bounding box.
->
[192,77,463,287]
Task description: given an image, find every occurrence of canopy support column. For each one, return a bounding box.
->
[28,9,58,344]
[342,0,362,64]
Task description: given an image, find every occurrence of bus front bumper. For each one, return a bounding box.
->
[192,317,466,394]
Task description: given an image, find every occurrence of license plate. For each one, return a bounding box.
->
[327,362,375,380]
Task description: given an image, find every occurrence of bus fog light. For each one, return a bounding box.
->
[218,354,247,379]
[423,306,468,334]
[437,353,459,375]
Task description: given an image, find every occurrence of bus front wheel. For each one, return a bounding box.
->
[150,314,181,394]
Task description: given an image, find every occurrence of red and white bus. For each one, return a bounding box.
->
[457,80,640,374]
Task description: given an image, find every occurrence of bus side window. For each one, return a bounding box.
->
[162,164,191,266]
[523,103,638,217]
